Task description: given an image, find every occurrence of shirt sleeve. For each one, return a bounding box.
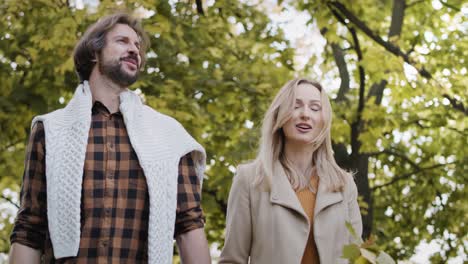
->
[10,122,48,250]
[174,152,205,238]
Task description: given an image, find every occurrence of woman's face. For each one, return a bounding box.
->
[282,83,324,146]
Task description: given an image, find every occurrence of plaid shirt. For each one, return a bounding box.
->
[11,102,204,263]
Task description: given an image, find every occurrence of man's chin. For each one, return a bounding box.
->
[120,66,139,78]
[107,71,138,87]
[121,63,139,73]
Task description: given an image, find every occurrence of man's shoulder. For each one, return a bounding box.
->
[141,105,185,129]
[32,107,67,126]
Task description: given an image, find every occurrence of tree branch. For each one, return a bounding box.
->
[406,10,428,57]
[440,1,461,11]
[350,28,366,116]
[367,149,419,169]
[327,1,467,115]
[1,139,23,152]
[443,94,466,114]
[367,80,387,105]
[195,0,205,15]
[371,163,453,190]
[328,5,365,113]
[366,1,403,106]
[203,188,227,214]
[328,1,431,78]
[328,3,366,155]
[1,194,19,209]
[447,127,467,137]
[406,0,425,8]
[406,34,421,56]
[332,43,350,102]
[389,0,405,38]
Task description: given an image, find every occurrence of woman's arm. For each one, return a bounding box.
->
[219,166,252,264]
[348,180,363,241]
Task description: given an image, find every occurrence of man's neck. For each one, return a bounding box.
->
[88,69,127,114]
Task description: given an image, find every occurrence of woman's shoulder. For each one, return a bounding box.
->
[237,161,257,174]
[234,161,258,183]
[342,173,359,199]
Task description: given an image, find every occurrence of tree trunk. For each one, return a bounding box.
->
[352,152,372,238]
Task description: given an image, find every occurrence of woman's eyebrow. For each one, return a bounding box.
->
[295,98,321,104]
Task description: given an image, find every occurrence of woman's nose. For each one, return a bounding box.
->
[299,108,311,120]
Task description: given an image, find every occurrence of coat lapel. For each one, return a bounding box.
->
[270,162,308,220]
[314,180,343,218]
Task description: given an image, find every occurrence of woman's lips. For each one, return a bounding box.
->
[296,123,312,132]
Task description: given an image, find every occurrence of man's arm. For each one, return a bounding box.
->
[9,243,41,264]
[176,228,211,264]
[9,122,47,264]
[174,153,211,264]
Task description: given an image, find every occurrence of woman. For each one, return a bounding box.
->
[219,78,362,264]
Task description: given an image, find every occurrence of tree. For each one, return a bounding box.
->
[293,0,466,261]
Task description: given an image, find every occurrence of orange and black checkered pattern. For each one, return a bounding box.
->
[11,102,204,263]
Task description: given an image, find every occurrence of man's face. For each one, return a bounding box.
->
[98,23,142,87]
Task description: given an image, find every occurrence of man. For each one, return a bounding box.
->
[9,12,211,263]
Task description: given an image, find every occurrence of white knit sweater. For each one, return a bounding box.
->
[32,81,206,263]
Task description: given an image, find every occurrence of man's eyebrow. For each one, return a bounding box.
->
[114,35,140,42]
[114,35,141,47]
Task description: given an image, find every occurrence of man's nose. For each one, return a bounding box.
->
[128,43,138,54]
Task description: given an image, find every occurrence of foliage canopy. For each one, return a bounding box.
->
[0,0,466,262]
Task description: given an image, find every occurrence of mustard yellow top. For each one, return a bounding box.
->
[295,176,320,264]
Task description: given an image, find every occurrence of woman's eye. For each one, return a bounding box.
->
[310,105,321,111]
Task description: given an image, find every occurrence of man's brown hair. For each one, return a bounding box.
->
[73,12,149,82]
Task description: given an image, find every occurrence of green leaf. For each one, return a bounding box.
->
[376,252,396,264]
[345,221,363,244]
[342,244,362,260]
[360,248,377,264]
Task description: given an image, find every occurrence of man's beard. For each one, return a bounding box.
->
[98,54,139,87]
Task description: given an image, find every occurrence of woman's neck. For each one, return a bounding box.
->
[283,141,315,177]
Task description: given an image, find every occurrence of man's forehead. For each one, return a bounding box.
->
[107,24,140,40]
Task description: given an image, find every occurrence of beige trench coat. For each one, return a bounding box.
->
[219,162,363,264]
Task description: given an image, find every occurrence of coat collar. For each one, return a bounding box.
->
[314,177,343,218]
[269,161,308,220]
[269,161,343,220]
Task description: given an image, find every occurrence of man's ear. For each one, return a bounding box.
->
[92,52,98,63]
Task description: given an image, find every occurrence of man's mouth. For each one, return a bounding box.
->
[122,57,138,69]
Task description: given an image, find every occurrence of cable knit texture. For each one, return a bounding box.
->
[32,81,206,263]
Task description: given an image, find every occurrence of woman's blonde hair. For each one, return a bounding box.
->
[253,78,350,192]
